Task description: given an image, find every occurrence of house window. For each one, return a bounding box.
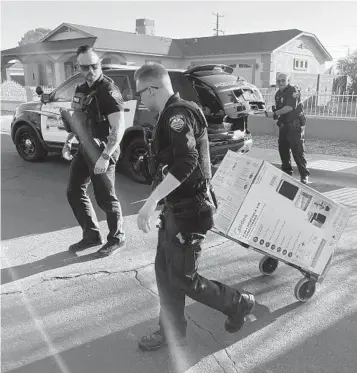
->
[293,58,308,71]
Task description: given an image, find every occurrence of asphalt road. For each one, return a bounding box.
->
[1,129,357,373]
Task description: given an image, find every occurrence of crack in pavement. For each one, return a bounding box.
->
[223,348,239,373]
[1,264,155,296]
[129,268,158,298]
[1,261,241,371]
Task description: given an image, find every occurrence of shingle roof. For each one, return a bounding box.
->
[1,23,323,60]
[174,29,303,56]
[68,23,183,57]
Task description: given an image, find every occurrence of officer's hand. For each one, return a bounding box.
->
[94,157,110,174]
[137,198,157,233]
[265,111,275,119]
[62,145,73,161]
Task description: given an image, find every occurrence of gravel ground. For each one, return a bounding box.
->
[252,133,357,158]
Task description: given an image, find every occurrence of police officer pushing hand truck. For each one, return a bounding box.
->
[134,63,255,351]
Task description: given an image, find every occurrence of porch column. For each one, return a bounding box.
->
[1,65,7,82]
[54,62,66,86]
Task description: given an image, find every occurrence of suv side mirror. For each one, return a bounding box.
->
[41,93,51,104]
[35,86,44,96]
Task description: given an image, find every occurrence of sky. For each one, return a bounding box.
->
[1,0,357,64]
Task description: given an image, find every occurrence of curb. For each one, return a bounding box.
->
[271,163,357,188]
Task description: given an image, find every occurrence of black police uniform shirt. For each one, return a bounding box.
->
[73,74,124,141]
[275,84,303,124]
[153,93,210,198]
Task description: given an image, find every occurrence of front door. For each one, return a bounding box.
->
[40,72,137,144]
[40,74,84,143]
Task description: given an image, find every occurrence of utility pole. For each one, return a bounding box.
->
[213,12,224,36]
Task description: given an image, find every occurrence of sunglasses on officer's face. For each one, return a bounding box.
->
[277,79,287,83]
[79,62,101,71]
[134,86,159,98]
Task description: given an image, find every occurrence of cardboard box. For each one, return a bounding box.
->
[211,151,351,276]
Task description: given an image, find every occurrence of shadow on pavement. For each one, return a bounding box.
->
[1,134,151,240]
[1,251,101,285]
[3,275,302,373]
[249,311,357,373]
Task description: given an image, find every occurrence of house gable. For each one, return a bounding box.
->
[41,23,96,42]
[273,33,332,63]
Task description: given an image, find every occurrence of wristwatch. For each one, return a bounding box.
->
[101,153,110,160]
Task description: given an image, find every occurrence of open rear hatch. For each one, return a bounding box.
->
[184,64,265,143]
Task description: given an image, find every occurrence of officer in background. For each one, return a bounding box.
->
[134,62,255,351]
[62,45,126,257]
[266,73,310,184]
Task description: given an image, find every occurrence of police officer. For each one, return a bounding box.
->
[134,62,255,351]
[63,45,126,257]
[266,73,310,184]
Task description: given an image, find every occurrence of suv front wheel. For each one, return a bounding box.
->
[122,136,150,184]
[14,124,47,162]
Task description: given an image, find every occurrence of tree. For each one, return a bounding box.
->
[18,28,52,46]
[337,50,357,93]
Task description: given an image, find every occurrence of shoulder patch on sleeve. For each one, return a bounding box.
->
[109,89,123,102]
[169,114,186,132]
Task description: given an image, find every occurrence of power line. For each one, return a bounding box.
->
[212,12,224,36]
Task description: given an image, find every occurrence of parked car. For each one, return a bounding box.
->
[11,64,266,183]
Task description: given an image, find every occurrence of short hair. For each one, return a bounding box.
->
[277,73,290,81]
[76,45,96,57]
[134,62,170,86]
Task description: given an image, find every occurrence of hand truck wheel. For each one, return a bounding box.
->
[259,256,279,276]
[294,277,316,302]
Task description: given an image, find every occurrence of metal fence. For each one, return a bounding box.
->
[260,88,357,120]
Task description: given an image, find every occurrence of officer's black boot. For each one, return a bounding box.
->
[138,328,186,351]
[69,237,103,252]
[225,293,255,333]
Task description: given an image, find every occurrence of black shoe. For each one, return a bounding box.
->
[95,239,125,258]
[138,328,186,352]
[69,237,103,252]
[225,293,255,333]
[301,176,309,184]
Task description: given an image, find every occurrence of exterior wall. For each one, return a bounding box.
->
[271,37,326,87]
[123,53,182,69]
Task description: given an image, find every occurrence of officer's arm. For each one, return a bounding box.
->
[148,111,198,204]
[276,87,297,115]
[101,85,126,158]
[104,111,125,157]
[64,132,76,147]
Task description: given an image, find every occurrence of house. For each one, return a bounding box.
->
[1,19,333,89]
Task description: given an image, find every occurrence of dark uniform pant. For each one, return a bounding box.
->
[278,119,310,178]
[155,206,242,338]
[67,149,124,243]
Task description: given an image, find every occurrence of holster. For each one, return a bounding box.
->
[167,185,217,234]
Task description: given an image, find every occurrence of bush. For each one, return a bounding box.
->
[0,80,27,101]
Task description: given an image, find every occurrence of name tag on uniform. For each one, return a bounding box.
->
[71,92,86,110]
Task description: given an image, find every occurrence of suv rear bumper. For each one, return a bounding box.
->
[209,136,252,166]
